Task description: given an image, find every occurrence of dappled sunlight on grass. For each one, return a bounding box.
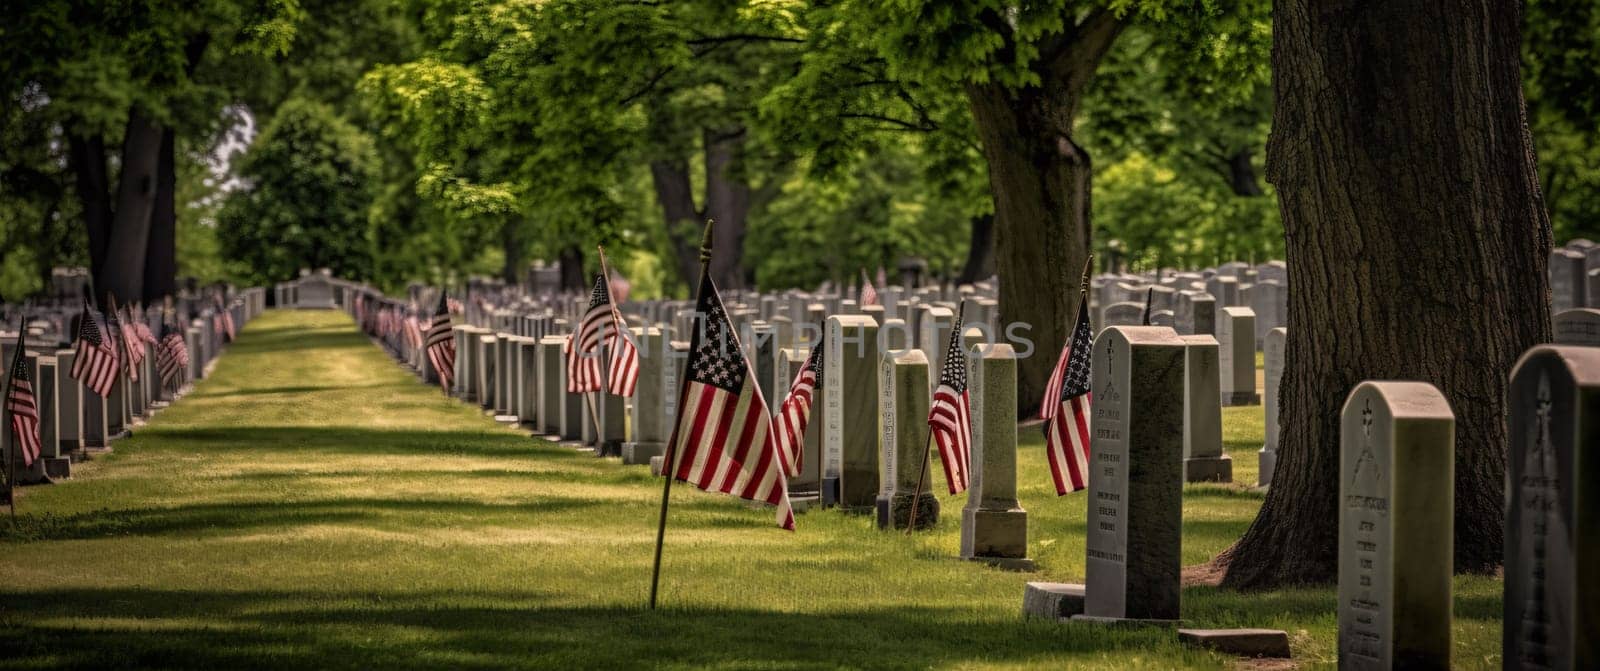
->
[0,310,1502,669]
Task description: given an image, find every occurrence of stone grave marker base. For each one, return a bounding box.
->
[960,507,1034,571]
[1183,455,1233,482]
[620,441,665,465]
[875,492,938,531]
[1176,629,1291,658]
[1022,582,1085,620]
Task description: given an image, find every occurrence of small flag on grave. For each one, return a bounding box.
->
[6,331,41,468]
[567,274,615,393]
[772,341,822,475]
[424,294,456,392]
[860,268,879,307]
[157,318,189,386]
[665,271,794,530]
[927,305,972,495]
[1041,299,1094,495]
[71,298,118,398]
[597,250,639,398]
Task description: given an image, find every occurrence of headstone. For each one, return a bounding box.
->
[1553,308,1600,347]
[1076,326,1185,623]
[875,349,937,530]
[512,337,537,426]
[54,350,82,455]
[1176,291,1216,336]
[1504,345,1600,670]
[919,307,955,391]
[1260,328,1287,486]
[960,341,1034,570]
[1217,307,1259,406]
[824,315,880,510]
[1101,302,1145,328]
[621,328,667,465]
[536,336,565,436]
[1337,381,1454,669]
[476,334,497,411]
[1551,249,1587,313]
[1179,335,1231,483]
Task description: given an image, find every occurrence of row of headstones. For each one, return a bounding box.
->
[0,288,267,486]
[346,277,1274,577]
[1025,329,1590,669]
[1548,238,1600,312]
[1093,260,1287,352]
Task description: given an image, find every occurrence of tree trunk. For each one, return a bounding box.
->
[703,127,750,290]
[967,83,1095,419]
[558,245,586,292]
[97,109,165,304]
[957,213,996,284]
[500,219,526,284]
[650,158,702,293]
[143,127,178,303]
[964,9,1124,419]
[68,133,112,279]
[1219,0,1550,589]
[1225,147,1264,197]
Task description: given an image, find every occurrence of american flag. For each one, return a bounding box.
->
[665,272,794,530]
[860,268,879,307]
[1041,299,1093,495]
[403,313,424,350]
[157,319,189,386]
[567,274,613,393]
[214,297,236,342]
[927,305,972,495]
[118,309,144,381]
[5,332,41,468]
[771,342,822,476]
[607,324,640,397]
[425,294,456,392]
[71,300,118,398]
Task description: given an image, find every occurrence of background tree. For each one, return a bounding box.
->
[1220,0,1549,588]
[217,97,378,286]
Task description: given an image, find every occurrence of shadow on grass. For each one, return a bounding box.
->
[0,588,1196,670]
[222,331,372,356]
[0,497,608,543]
[193,382,415,399]
[138,426,546,460]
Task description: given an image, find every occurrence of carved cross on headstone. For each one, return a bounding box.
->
[1352,399,1380,485]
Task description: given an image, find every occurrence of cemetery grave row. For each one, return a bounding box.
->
[285,252,1592,668]
[1,276,268,488]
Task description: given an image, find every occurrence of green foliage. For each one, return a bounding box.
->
[217,97,378,285]
[749,143,976,289]
[1094,152,1281,269]
[1524,0,1600,241]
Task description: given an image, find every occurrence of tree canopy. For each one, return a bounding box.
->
[0,0,1595,304]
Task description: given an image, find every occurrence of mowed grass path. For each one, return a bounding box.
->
[0,310,1500,669]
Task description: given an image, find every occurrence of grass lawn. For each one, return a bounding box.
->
[0,310,1502,669]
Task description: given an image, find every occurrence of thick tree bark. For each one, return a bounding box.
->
[965,9,1124,418]
[957,213,996,284]
[68,133,113,278]
[97,109,165,304]
[143,127,178,303]
[1219,0,1550,588]
[703,127,751,290]
[558,245,586,292]
[650,159,703,292]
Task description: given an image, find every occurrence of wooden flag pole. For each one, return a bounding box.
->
[907,302,965,534]
[649,219,715,610]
